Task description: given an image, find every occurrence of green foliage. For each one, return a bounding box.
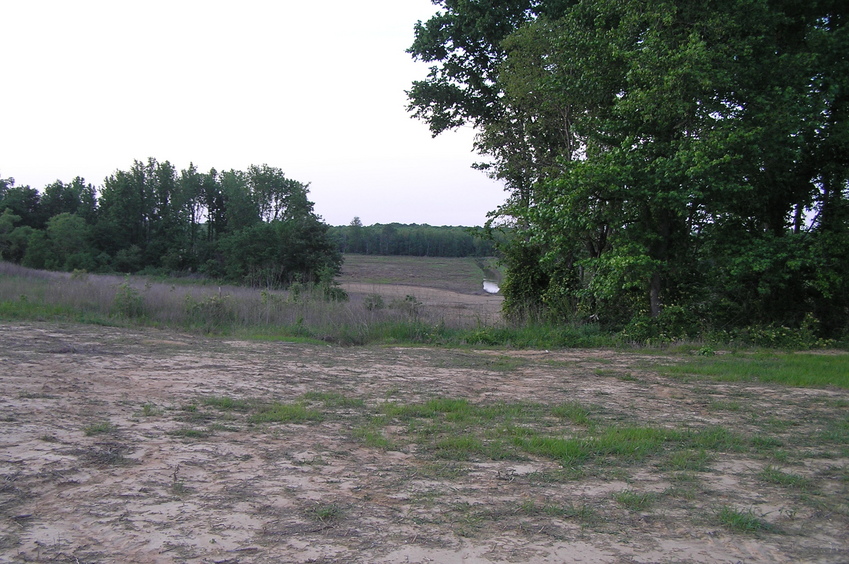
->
[113,279,145,319]
[183,293,236,333]
[2,159,342,296]
[389,294,422,319]
[249,402,324,424]
[715,506,778,534]
[364,293,385,311]
[613,489,655,511]
[329,221,498,257]
[409,0,849,339]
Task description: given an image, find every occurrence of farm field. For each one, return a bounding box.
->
[1,320,847,563]
[337,255,504,327]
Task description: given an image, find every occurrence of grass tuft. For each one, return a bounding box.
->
[716,505,779,534]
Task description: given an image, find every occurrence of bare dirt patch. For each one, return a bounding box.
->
[1,322,847,563]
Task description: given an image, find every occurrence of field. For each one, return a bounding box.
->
[1,257,848,563]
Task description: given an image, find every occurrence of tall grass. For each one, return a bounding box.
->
[0,262,510,345]
[0,262,613,347]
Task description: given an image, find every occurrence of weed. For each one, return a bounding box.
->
[202,396,252,411]
[308,503,343,522]
[758,466,813,490]
[167,428,212,439]
[141,403,161,416]
[551,401,592,425]
[364,293,385,311]
[113,279,145,319]
[715,505,779,534]
[709,400,741,412]
[517,499,569,517]
[353,426,394,450]
[250,402,324,423]
[613,489,655,511]
[663,449,713,472]
[84,421,115,436]
[431,435,485,460]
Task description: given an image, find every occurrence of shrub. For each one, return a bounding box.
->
[113,279,145,318]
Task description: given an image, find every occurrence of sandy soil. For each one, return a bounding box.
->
[1,322,847,563]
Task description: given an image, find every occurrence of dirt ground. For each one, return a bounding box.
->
[1,321,847,563]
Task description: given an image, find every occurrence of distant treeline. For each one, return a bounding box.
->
[328,218,499,257]
[0,159,341,288]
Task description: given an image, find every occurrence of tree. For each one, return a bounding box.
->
[45,213,95,270]
[0,183,44,229]
[40,177,98,223]
[409,0,849,336]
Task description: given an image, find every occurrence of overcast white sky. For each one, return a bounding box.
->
[1,0,506,226]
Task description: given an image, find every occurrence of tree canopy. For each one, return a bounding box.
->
[409,0,849,338]
[0,160,341,288]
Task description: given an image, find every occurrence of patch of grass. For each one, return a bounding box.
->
[709,400,741,412]
[250,402,324,423]
[307,503,343,522]
[664,352,849,389]
[202,396,252,411]
[167,428,212,439]
[715,505,779,534]
[353,424,394,450]
[613,489,655,511]
[758,466,813,490]
[563,503,600,525]
[84,421,116,436]
[431,435,485,460]
[516,499,570,517]
[685,425,745,452]
[551,401,592,425]
[662,448,713,472]
[141,403,161,416]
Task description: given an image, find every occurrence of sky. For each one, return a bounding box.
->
[1,1,506,227]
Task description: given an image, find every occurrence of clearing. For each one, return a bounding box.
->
[1,322,847,563]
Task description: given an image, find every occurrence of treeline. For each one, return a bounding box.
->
[409,0,849,340]
[0,159,341,288]
[328,218,498,257]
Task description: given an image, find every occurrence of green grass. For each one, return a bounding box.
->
[202,396,253,411]
[551,401,592,425]
[167,428,212,438]
[757,466,813,490]
[613,489,655,511]
[249,402,324,423]
[715,505,779,534]
[664,352,849,388]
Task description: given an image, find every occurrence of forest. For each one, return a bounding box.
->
[0,160,499,285]
[0,160,342,289]
[408,0,849,339]
[328,219,497,257]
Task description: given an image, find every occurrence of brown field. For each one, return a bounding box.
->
[1,258,848,563]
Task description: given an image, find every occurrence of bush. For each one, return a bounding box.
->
[184,293,236,333]
[113,279,145,319]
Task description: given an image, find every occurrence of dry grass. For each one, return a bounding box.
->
[0,261,503,343]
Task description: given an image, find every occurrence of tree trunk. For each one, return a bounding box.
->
[650,271,662,318]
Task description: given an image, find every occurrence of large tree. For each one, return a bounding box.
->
[409,0,849,336]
